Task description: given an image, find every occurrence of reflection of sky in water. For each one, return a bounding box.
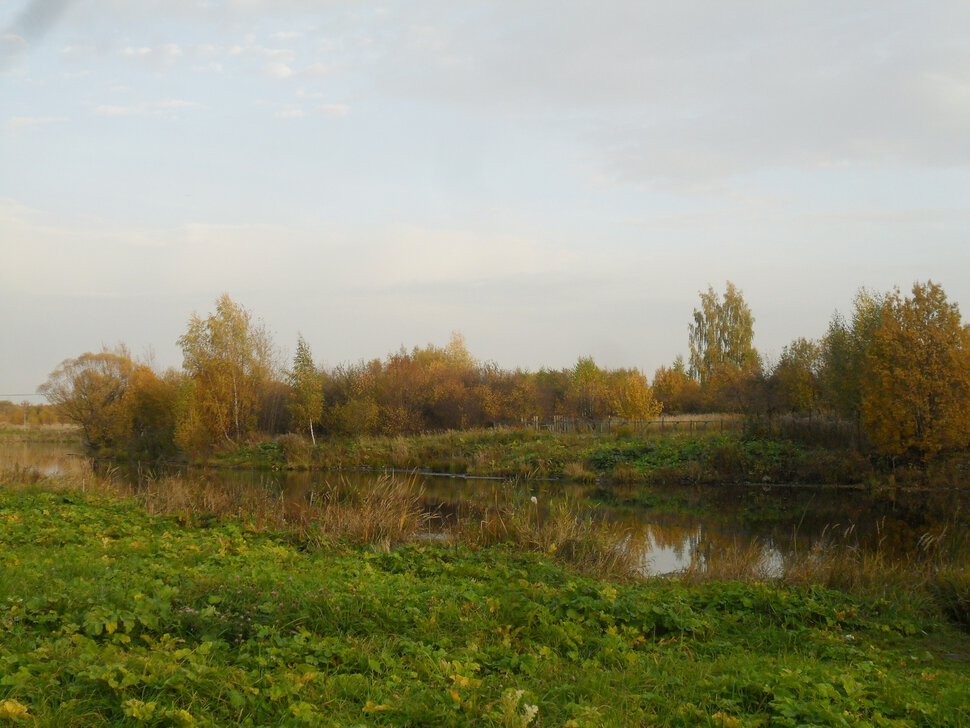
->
[0,441,89,478]
[637,524,701,576]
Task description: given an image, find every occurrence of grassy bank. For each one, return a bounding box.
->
[209,428,878,486]
[1,481,968,726]
[0,426,81,443]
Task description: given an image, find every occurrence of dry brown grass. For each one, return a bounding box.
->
[680,519,968,606]
[449,497,644,579]
[0,464,430,549]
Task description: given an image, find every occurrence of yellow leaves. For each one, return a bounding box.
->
[362,700,391,714]
[862,281,970,458]
[599,584,618,603]
[0,699,29,721]
[711,711,741,727]
[122,699,157,721]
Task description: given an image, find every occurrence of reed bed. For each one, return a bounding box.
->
[445,496,645,579]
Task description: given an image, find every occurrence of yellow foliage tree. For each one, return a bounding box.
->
[607,369,662,419]
[40,346,177,457]
[652,356,702,413]
[176,294,275,451]
[862,281,970,459]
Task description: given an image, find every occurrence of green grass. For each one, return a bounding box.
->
[0,427,81,443]
[1,486,968,726]
[208,429,875,485]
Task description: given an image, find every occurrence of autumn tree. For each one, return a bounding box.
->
[819,289,885,427]
[773,337,822,415]
[568,357,608,419]
[289,335,323,444]
[652,356,702,413]
[861,281,970,460]
[40,348,135,452]
[176,294,275,451]
[607,368,662,419]
[688,282,759,384]
[39,346,178,457]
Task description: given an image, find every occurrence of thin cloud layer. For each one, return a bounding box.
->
[1,0,968,396]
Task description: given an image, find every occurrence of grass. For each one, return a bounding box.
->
[209,428,880,486]
[0,426,81,443]
[1,476,969,726]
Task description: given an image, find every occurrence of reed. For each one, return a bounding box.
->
[0,465,429,549]
[448,496,643,579]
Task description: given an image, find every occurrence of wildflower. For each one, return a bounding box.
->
[530,496,538,505]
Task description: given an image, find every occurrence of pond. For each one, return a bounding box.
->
[3,438,967,576]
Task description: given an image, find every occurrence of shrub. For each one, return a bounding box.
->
[930,569,970,631]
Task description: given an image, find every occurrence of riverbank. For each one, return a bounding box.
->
[209,428,884,486]
[1,480,968,726]
[0,425,80,443]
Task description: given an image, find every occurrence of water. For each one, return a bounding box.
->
[4,439,967,576]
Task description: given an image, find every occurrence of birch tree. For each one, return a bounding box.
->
[688,282,759,383]
[176,295,274,450]
[289,335,323,445]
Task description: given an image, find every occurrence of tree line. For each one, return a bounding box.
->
[40,281,970,462]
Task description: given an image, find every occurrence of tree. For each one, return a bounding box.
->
[40,348,135,452]
[861,281,970,460]
[688,282,759,384]
[176,294,275,451]
[568,357,607,419]
[39,346,178,458]
[289,335,323,445]
[819,289,885,427]
[652,356,702,413]
[773,337,821,415]
[607,369,662,419]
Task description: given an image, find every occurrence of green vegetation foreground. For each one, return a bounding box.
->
[1,482,968,726]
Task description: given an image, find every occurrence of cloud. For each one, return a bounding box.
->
[274,103,349,119]
[60,43,95,59]
[6,115,68,130]
[356,1,970,184]
[317,103,349,117]
[0,33,27,68]
[264,61,293,78]
[228,44,295,63]
[119,43,183,67]
[93,98,199,116]
[367,225,580,287]
[274,106,304,119]
[5,0,73,40]
[271,31,303,41]
[300,62,331,77]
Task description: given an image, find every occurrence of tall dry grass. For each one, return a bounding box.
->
[448,497,644,579]
[0,462,640,576]
[0,463,430,549]
[681,519,969,612]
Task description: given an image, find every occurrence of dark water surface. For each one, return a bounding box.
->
[4,440,967,576]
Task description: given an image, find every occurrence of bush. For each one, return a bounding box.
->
[930,569,970,631]
[705,441,747,481]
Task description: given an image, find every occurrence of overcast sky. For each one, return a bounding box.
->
[2,0,969,401]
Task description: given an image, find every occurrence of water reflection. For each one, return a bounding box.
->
[4,440,967,576]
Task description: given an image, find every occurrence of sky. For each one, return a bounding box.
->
[2,0,969,402]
